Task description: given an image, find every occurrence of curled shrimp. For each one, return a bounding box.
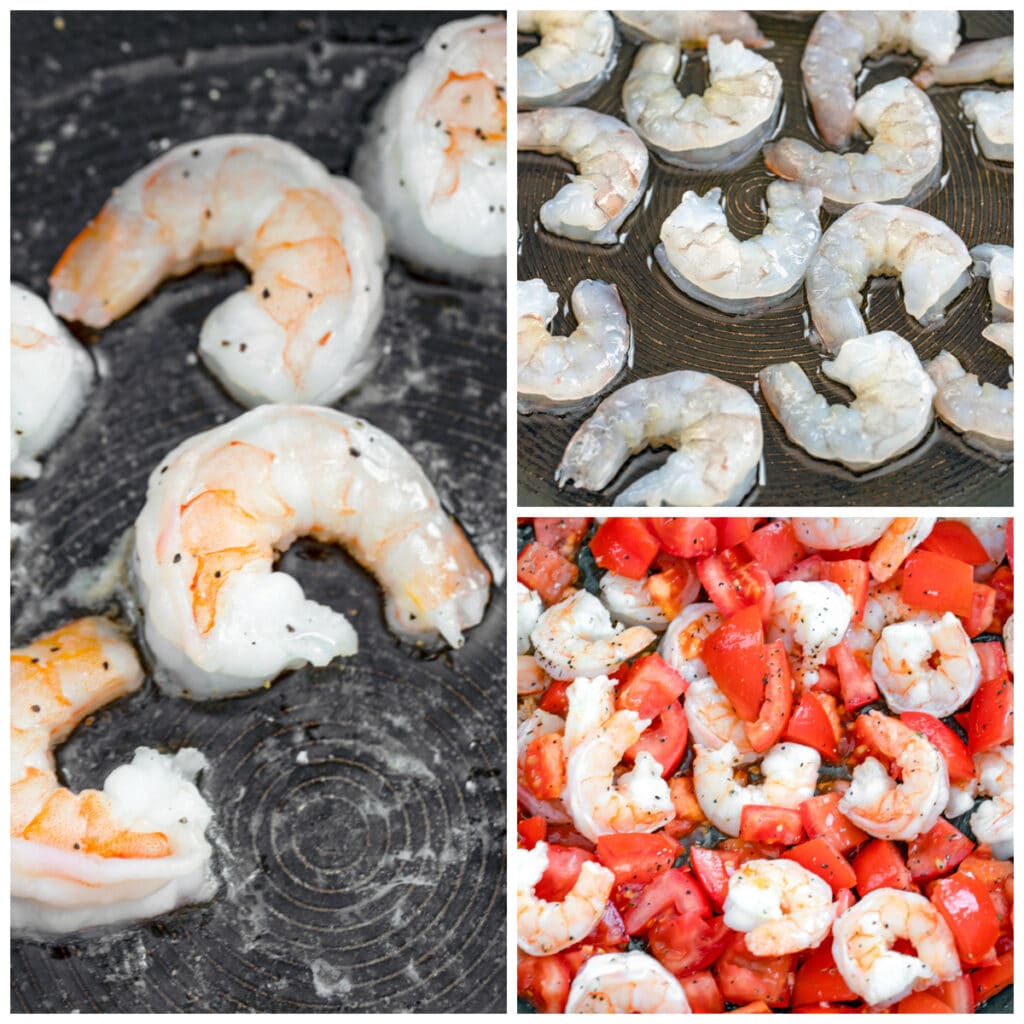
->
[518,708,570,823]
[518,655,550,696]
[518,107,649,245]
[867,517,937,583]
[565,950,692,1013]
[926,351,1013,460]
[517,278,633,414]
[11,618,214,934]
[805,203,972,354]
[599,573,670,631]
[133,405,490,699]
[971,745,1013,860]
[659,603,723,684]
[564,675,617,757]
[656,182,823,314]
[914,36,1013,88]
[684,677,754,759]
[622,36,782,170]
[768,580,852,684]
[960,89,1014,163]
[845,578,938,659]
[791,517,894,551]
[758,331,936,471]
[518,582,544,655]
[614,10,767,48]
[50,135,385,407]
[555,371,764,507]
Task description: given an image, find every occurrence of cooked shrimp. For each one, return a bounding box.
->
[518,582,544,655]
[831,888,960,1007]
[961,89,1014,162]
[724,859,838,956]
[692,740,820,836]
[838,711,948,841]
[801,11,960,148]
[791,517,894,551]
[765,78,942,211]
[759,332,936,471]
[614,10,767,48]
[50,135,385,407]
[565,950,691,1013]
[518,107,649,245]
[133,405,491,699]
[531,590,656,681]
[622,37,782,170]
[656,182,823,314]
[518,655,550,696]
[659,603,722,683]
[517,278,633,414]
[684,676,755,760]
[845,578,939,658]
[564,674,616,757]
[926,351,1014,459]
[1005,613,1014,674]
[805,204,972,353]
[768,580,853,683]
[914,36,1013,88]
[11,618,215,934]
[10,283,93,480]
[517,708,571,823]
[951,517,1009,580]
[599,573,670,631]
[555,371,764,507]
[868,517,937,583]
[517,840,615,956]
[971,745,1013,860]
[945,776,978,818]
[518,10,618,108]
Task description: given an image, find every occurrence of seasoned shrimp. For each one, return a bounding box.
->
[518,655,549,695]
[133,405,490,699]
[868,517,937,582]
[845,578,938,659]
[1005,613,1014,673]
[518,708,570,823]
[805,204,971,353]
[724,859,838,956]
[531,590,656,681]
[839,711,948,841]
[914,36,1013,88]
[802,11,960,148]
[659,603,722,684]
[556,371,764,507]
[684,677,755,760]
[517,278,633,414]
[791,517,893,551]
[517,841,615,956]
[952,517,1009,579]
[11,618,215,934]
[622,37,783,170]
[656,182,823,314]
[765,78,942,211]
[926,351,1013,460]
[614,10,767,48]
[961,89,1014,162]
[759,332,936,471]
[565,950,691,1013]
[599,573,670,631]
[518,10,618,108]
[518,107,649,245]
[564,674,616,757]
[50,135,385,407]
[769,580,853,683]
[971,745,1013,860]
[518,581,544,654]
[831,888,960,1007]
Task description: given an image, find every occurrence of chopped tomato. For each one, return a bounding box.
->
[899,712,975,781]
[711,517,762,548]
[974,639,1009,684]
[852,839,915,895]
[906,819,974,882]
[799,793,869,854]
[745,640,793,752]
[583,899,629,948]
[925,976,974,1013]
[616,654,687,719]
[648,911,732,976]
[957,854,1014,932]
[698,548,776,622]
[533,517,592,560]
[518,816,547,849]
[669,775,704,825]
[897,992,954,1013]
[680,971,725,1014]
[715,931,795,1009]
[534,844,596,902]
[595,832,680,889]
[624,700,688,777]
[647,517,718,558]
[730,1001,774,1013]
[792,939,858,1005]
[518,952,570,1014]
[740,805,805,847]
[701,605,767,722]
[822,559,870,621]
[783,691,839,761]
[966,674,1013,755]
[901,549,975,617]
[920,520,991,565]
[646,557,700,619]
[589,518,660,579]
[691,846,746,910]
[517,541,577,605]
[970,950,1013,1004]
[832,640,879,711]
[989,564,1013,630]
[618,866,711,935]
[962,583,996,637]
[784,838,857,894]
[781,554,825,582]
[742,519,806,580]
[930,871,1000,965]
[522,732,565,801]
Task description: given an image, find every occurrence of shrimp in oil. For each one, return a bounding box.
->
[927,351,1013,460]
[565,950,691,1013]
[961,89,1014,163]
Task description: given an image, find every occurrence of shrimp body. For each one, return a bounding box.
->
[927,351,1013,460]
[1005,613,1014,672]
[972,243,1014,324]
[971,745,1013,860]
[614,10,767,48]
[868,517,937,583]
[684,677,754,759]
[914,36,1013,89]
[564,674,617,757]
[768,580,853,683]
[565,950,691,1013]
[656,182,823,314]
[961,89,1014,163]
[556,371,763,507]
[517,655,549,696]
[599,573,671,631]
[517,708,570,823]
[659,603,722,684]
[791,517,893,551]
[50,135,385,407]
[133,405,490,698]
[517,278,633,414]
[518,581,544,654]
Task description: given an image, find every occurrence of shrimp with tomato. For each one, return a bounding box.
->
[971,745,1013,860]
[768,580,853,684]
[565,950,691,1013]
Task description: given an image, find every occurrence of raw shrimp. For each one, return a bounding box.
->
[518,107,649,245]
[765,78,942,211]
[622,37,783,170]
[805,204,972,353]
[518,10,618,108]
[531,590,656,682]
[801,11,960,148]
[518,581,544,654]
[831,888,960,1007]
[133,405,491,699]
[353,15,506,282]
[517,278,633,414]
[971,745,1013,860]
[656,182,823,314]
[768,580,853,683]
[791,517,893,551]
[868,517,937,583]
[659,603,722,684]
[565,950,691,1013]
[11,618,215,934]
[684,676,755,760]
[599,573,670,631]
[517,841,615,956]
[914,36,1013,88]
[50,135,385,407]
[961,89,1014,162]
[972,243,1014,324]
[518,655,549,696]
[926,351,1014,459]
[838,711,948,841]
[692,740,820,836]
[724,859,838,956]
[555,371,764,507]
[614,10,767,48]
[10,283,93,480]
[758,332,936,471]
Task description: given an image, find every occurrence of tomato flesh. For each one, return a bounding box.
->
[899,712,975,781]
[701,605,767,722]
[517,541,577,604]
[698,549,775,622]
[647,517,718,558]
[784,691,839,761]
[901,549,975,617]
[595,832,680,889]
[590,518,660,579]
[784,837,857,894]
[906,819,974,882]
[533,517,592,560]
[930,872,1000,965]
[624,699,688,777]
[744,640,793,752]
[852,839,915,895]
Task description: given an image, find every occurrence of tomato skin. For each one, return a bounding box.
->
[669,775,704,825]
[742,519,806,580]
[792,939,858,1005]
[784,691,839,761]
[698,549,776,622]
[680,970,725,1014]
[966,674,1013,755]
[715,931,796,1009]
[691,846,746,910]
[518,816,547,849]
[616,654,687,719]
[711,517,762,548]
[647,517,718,558]
[533,517,592,560]
[852,839,915,895]
[925,976,975,1013]
[961,582,996,637]
[906,819,974,882]
[899,712,975,781]
[901,550,975,617]
[648,911,733,976]
[534,844,597,902]
[618,866,711,935]
[517,541,578,604]
[744,640,793,752]
[920,520,991,565]
[538,677,571,716]
[739,805,805,847]
[522,732,565,801]
[783,838,857,894]
[930,872,1000,965]
[590,518,660,579]
[800,793,869,854]
[624,700,688,777]
[594,832,680,889]
[970,951,1013,1004]
[701,605,767,722]
[583,899,629,948]
[517,952,571,1013]
[822,559,870,621]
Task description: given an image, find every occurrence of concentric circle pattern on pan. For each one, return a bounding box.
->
[517,11,1012,506]
[12,12,504,1013]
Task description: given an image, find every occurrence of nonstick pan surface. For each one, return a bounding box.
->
[12,11,505,1013]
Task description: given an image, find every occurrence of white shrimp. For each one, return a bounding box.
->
[622,36,782,170]
[801,11,960,148]
[10,283,93,480]
[831,888,961,1007]
[133,405,490,699]
[1005,613,1014,674]
[971,745,1013,860]
[599,573,670,631]
[791,517,894,551]
[805,203,972,354]
[972,243,1014,324]
[692,740,820,837]
[518,582,544,655]
[531,590,656,682]
[564,674,617,757]
[50,135,385,407]
[555,371,764,507]
[659,603,722,684]
[517,10,618,108]
[353,16,506,283]
[768,580,853,684]
[724,859,838,956]
[838,711,948,841]
[518,107,649,245]
[945,777,979,818]
[655,182,823,314]
[926,351,1013,460]
[914,36,1013,89]
[765,78,942,211]
[961,89,1014,162]
[685,677,755,760]
[517,841,615,956]
[11,618,215,935]
[518,655,550,696]
[845,578,939,659]
[517,278,633,414]
[614,10,767,48]
[566,950,691,1013]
